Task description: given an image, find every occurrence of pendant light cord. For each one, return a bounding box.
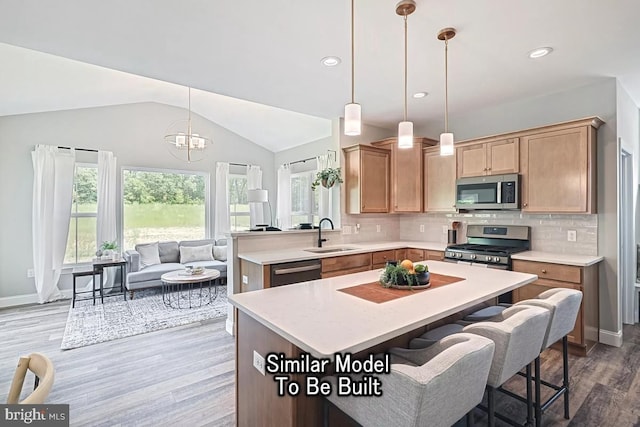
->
[403,14,408,121]
[351,0,355,104]
[444,36,449,133]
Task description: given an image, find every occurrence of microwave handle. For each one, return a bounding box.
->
[497,182,502,203]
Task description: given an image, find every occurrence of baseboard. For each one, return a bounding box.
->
[0,289,73,309]
[599,328,623,347]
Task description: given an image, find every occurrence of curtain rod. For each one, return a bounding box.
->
[284,149,337,167]
[57,145,99,153]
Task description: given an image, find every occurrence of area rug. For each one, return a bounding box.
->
[60,286,228,350]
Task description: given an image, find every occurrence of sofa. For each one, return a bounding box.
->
[124,239,227,297]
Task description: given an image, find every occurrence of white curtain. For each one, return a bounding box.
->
[316,154,332,219]
[276,164,292,230]
[247,165,264,227]
[97,151,118,290]
[31,145,75,303]
[214,162,230,240]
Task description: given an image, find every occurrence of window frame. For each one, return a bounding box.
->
[120,166,211,250]
[289,170,319,225]
[65,162,98,266]
[228,173,250,232]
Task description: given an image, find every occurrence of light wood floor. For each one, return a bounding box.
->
[0,300,235,426]
[1,300,639,426]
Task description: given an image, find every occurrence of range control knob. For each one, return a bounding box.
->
[457,253,463,258]
[485,256,492,262]
[470,254,477,260]
[493,257,501,262]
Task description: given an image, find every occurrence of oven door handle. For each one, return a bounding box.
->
[496,181,502,204]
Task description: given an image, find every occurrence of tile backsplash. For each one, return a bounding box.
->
[343,211,598,256]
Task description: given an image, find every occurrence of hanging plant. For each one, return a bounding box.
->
[311,167,344,191]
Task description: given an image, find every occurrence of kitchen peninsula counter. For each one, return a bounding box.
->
[230,261,537,426]
[237,240,447,265]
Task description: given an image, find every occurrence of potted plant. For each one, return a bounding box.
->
[100,240,119,260]
[379,264,419,288]
[311,167,344,191]
[414,264,430,285]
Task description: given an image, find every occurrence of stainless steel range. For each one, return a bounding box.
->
[444,225,531,270]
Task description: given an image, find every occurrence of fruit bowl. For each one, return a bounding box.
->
[380,260,430,289]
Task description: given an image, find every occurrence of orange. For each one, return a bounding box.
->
[400,259,414,270]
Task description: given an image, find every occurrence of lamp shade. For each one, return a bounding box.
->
[440,132,454,156]
[398,121,414,149]
[247,189,268,203]
[344,103,362,136]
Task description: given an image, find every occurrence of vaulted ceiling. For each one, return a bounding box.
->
[1,0,639,151]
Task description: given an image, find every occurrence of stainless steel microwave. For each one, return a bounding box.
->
[455,173,520,210]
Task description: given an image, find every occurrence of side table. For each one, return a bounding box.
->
[72,258,127,307]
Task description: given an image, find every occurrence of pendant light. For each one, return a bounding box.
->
[164,87,211,162]
[438,28,456,156]
[344,0,361,136]
[396,0,416,149]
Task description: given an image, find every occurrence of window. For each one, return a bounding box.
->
[229,174,249,232]
[122,168,208,250]
[65,164,98,264]
[290,171,319,226]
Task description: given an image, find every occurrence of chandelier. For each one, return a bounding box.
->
[165,87,211,162]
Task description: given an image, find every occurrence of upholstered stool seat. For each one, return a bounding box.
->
[324,333,495,427]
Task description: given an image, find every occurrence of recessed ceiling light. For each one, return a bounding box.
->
[321,56,341,67]
[528,47,553,59]
[413,92,428,98]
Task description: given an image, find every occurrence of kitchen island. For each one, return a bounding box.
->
[229,261,538,426]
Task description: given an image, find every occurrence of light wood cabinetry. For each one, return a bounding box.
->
[425,250,445,261]
[395,249,407,261]
[423,147,456,212]
[520,119,601,213]
[371,138,436,213]
[240,259,270,293]
[343,145,390,214]
[457,138,519,178]
[321,253,372,278]
[372,250,396,269]
[512,259,599,356]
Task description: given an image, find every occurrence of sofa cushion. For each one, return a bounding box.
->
[183,260,227,275]
[213,245,227,261]
[135,242,161,268]
[127,263,184,284]
[180,244,214,263]
[158,241,180,263]
[179,239,216,248]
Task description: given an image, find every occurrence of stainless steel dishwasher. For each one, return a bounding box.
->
[270,259,322,287]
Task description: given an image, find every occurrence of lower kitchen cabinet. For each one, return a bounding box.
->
[372,250,396,269]
[512,259,599,355]
[321,253,372,278]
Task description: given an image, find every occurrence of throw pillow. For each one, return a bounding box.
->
[213,245,227,262]
[180,244,214,263]
[138,242,161,268]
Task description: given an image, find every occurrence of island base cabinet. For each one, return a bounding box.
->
[512,260,599,356]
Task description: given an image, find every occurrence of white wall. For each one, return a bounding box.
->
[0,102,275,299]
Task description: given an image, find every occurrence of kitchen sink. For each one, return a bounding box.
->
[303,246,359,254]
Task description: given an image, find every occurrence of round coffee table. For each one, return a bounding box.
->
[160,269,221,309]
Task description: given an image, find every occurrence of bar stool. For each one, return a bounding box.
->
[514,288,583,426]
[324,333,495,427]
[410,305,551,427]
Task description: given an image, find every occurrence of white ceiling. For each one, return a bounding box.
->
[1,0,640,151]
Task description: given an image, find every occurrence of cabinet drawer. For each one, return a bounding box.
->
[371,250,396,266]
[425,250,445,261]
[512,260,582,284]
[322,253,372,273]
[322,265,371,279]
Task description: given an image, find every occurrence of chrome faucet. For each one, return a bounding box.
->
[317,217,334,247]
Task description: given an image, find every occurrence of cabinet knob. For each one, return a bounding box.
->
[483,168,487,171]
[523,203,528,207]
[488,167,492,171]
[541,269,547,274]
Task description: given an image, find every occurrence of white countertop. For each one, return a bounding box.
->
[238,240,447,265]
[512,251,603,267]
[229,261,537,358]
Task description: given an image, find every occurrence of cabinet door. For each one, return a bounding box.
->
[392,145,423,212]
[424,250,445,261]
[457,144,487,178]
[424,149,456,212]
[395,249,407,261]
[372,250,396,269]
[520,126,591,213]
[345,146,390,214]
[487,138,519,175]
[321,253,371,274]
[406,248,425,262]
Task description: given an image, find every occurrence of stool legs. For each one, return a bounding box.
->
[534,357,541,427]
[487,386,495,427]
[526,363,533,427]
[562,336,570,419]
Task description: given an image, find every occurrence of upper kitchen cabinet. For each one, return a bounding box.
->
[520,118,603,213]
[343,144,390,214]
[372,137,437,213]
[423,146,456,212]
[457,138,519,178]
